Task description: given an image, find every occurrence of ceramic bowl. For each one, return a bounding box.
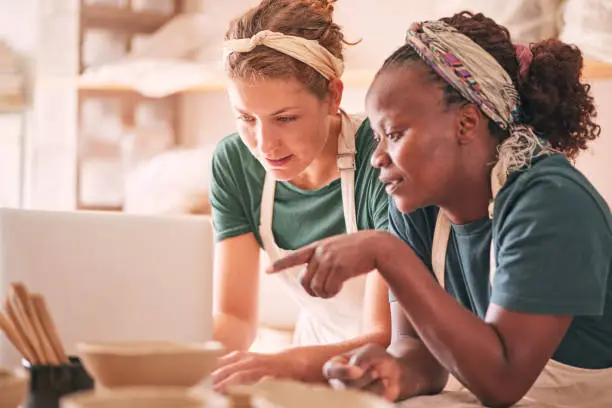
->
[0,367,28,408]
[76,341,224,389]
[60,387,208,408]
[229,378,394,408]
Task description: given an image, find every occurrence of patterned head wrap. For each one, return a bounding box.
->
[404,20,548,187]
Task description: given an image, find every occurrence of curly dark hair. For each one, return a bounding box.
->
[381,12,601,160]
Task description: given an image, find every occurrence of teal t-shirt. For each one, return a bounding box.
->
[210,118,388,249]
[389,153,612,369]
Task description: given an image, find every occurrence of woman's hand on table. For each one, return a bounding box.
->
[324,344,404,402]
[267,231,397,298]
[211,350,307,394]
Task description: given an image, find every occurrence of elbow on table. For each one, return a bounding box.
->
[473,381,529,408]
[427,371,448,396]
[478,395,521,408]
[369,328,392,348]
[212,312,257,352]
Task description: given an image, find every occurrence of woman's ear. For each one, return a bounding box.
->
[327,78,344,115]
[456,104,484,145]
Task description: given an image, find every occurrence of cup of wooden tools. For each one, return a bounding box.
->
[0,282,94,408]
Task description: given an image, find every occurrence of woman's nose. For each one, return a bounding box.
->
[256,122,278,154]
[371,139,391,169]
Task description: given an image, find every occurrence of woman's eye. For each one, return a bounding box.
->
[238,115,255,123]
[386,131,403,141]
[373,132,382,143]
[276,116,297,123]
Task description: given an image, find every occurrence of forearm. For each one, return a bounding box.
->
[213,312,256,352]
[284,329,390,383]
[374,232,522,404]
[388,335,448,400]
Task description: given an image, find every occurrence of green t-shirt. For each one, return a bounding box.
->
[210,118,388,249]
[389,153,612,369]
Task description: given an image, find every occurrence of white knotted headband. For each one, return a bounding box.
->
[223,30,344,80]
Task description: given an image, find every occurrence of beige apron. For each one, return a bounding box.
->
[398,161,612,407]
[258,112,368,346]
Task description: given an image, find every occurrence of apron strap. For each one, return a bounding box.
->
[487,160,506,284]
[260,173,284,261]
[488,160,505,219]
[337,113,359,234]
[431,161,507,289]
[432,210,452,287]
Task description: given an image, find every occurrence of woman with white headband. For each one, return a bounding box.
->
[209,0,390,392]
[270,12,612,407]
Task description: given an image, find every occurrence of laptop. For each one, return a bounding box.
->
[0,208,214,366]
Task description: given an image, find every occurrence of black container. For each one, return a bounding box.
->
[22,357,95,408]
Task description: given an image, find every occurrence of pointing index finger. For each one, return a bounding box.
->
[266,245,316,274]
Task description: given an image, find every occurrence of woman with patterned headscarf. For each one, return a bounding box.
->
[269,12,612,407]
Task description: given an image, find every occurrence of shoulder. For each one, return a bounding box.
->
[352,115,377,159]
[212,133,251,166]
[211,133,265,202]
[350,116,388,219]
[491,154,612,315]
[496,154,612,234]
[352,116,380,179]
[212,133,263,177]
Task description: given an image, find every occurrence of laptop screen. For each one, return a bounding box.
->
[0,209,214,366]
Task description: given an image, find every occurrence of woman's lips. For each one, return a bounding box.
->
[384,179,404,195]
[265,154,294,168]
